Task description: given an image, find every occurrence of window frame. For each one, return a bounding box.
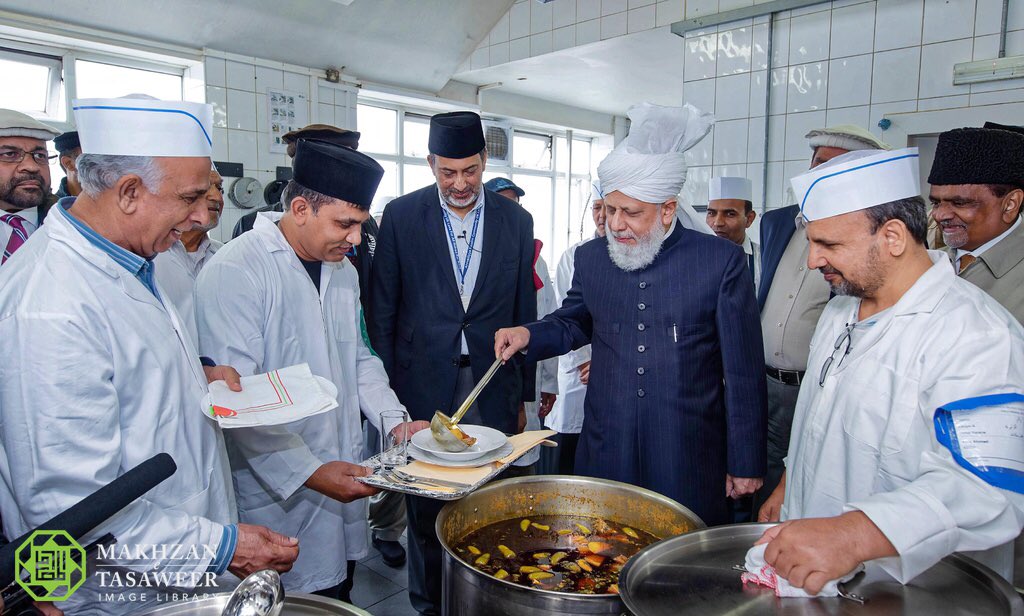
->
[0,45,64,121]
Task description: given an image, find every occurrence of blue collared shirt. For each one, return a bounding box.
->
[437,188,485,354]
[59,197,160,298]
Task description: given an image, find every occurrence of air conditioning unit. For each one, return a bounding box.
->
[482,120,512,165]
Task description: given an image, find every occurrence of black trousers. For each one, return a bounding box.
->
[312,559,357,604]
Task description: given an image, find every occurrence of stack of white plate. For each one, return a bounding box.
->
[409,425,512,468]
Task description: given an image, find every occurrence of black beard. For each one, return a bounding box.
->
[0,173,49,210]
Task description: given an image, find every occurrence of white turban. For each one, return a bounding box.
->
[597,102,714,204]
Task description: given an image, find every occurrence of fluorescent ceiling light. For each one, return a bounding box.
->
[953,55,1024,85]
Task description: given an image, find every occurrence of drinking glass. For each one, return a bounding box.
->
[379,409,410,468]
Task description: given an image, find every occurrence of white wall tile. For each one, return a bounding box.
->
[578,0,602,22]
[683,78,717,113]
[970,87,1024,106]
[771,18,790,67]
[747,115,766,162]
[791,3,830,17]
[255,66,283,91]
[602,12,628,38]
[715,73,751,119]
[769,67,788,115]
[531,32,553,56]
[255,93,268,131]
[511,2,531,39]
[749,70,768,116]
[553,26,576,51]
[868,100,917,138]
[317,103,335,125]
[789,11,830,64]
[227,130,258,170]
[1010,0,1024,30]
[491,12,511,44]
[765,161,785,208]
[629,0,656,7]
[510,36,532,61]
[713,118,749,164]
[918,39,973,99]
[784,110,826,160]
[751,23,769,71]
[207,86,228,128]
[973,34,1000,60]
[603,0,628,16]
[656,0,685,26]
[720,0,754,10]
[282,72,309,96]
[532,0,554,33]
[225,60,255,91]
[871,47,921,103]
[718,26,752,75]
[747,163,765,210]
[874,0,923,51]
[917,94,969,111]
[1006,30,1024,56]
[205,57,226,88]
[576,19,601,45]
[922,0,975,44]
[825,105,869,131]
[491,41,511,64]
[830,2,874,58]
[628,5,657,32]
[554,0,577,28]
[974,0,1004,36]
[472,46,490,68]
[317,86,335,105]
[782,160,807,199]
[684,33,718,81]
[212,127,229,161]
[787,61,827,112]
[827,54,872,108]
[686,0,719,19]
[680,165,711,207]
[226,89,257,131]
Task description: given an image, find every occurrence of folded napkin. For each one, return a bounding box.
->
[400,429,558,486]
[741,543,862,598]
[207,363,338,428]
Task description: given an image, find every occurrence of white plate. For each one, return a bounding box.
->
[410,424,508,461]
[408,441,515,468]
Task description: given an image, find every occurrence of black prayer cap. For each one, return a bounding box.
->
[292,139,384,207]
[282,124,360,149]
[984,121,1024,137]
[54,131,80,154]
[428,111,485,159]
[927,127,1024,188]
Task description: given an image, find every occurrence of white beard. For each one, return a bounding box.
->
[606,221,668,272]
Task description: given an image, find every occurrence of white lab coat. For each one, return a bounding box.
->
[195,212,404,592]
[516,253,559,467]
[544,239,592,434]
[154,238,222,346]
[783,251,1024,583]
[0,204,235,616]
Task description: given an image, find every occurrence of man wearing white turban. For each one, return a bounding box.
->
[496,103,768,526]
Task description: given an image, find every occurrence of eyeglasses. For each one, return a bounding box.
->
[818,323,854,387]
[0,148,58,165]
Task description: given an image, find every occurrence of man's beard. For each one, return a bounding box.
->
[606,221,668,272]
[442,186,480,209]
[0,171,49,210]
[940,221,969,249]
[821,244,885,298]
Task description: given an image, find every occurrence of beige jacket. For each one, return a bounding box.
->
[943,220,1024,324]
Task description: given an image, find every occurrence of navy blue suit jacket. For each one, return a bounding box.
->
[370,186,536,435]
[757,204,800,310]
[524,225,767,526]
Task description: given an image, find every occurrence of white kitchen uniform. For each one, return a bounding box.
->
[155,238,223,346]
[0,204,235,615]
[195,212,404,592]
[783,251,1024,583]
[544,239,592,434]
[516,252,558,467]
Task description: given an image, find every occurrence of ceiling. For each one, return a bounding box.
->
[0,0,513,92]
[455,26,686,117]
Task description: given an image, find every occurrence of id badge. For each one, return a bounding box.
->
[934,393,1024,494]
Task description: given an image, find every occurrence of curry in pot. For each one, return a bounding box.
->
[454,515,659,594]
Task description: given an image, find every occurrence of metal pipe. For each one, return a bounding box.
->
[999,0,1009,58]
[760,16,774,215]
[565,129,574,246]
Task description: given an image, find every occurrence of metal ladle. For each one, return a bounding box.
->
[221,569,285,616]
[430,356,504,452]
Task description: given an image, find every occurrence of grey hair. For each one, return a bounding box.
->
[863,196,929,245]
[77,154,163,197]
[280,180,338,214]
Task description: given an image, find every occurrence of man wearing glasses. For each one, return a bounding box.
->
[755,148,1024,593]
[0,109,60,264]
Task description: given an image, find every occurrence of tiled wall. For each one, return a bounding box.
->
[477,0,1024,213]
[202,49,357,242]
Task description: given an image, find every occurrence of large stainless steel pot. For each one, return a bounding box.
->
[133,592,372,615]
[436,475,705,616]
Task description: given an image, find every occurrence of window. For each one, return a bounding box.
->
[358,105,398,155]
[513,132,552,171]
[0,48,63,119]
[74,59,183,100]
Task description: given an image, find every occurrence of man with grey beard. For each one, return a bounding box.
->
[495,103,767,527]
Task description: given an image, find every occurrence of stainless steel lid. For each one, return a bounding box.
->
[133,593,372,616]
[619,523,1024,615]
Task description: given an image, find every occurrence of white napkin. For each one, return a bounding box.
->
[741,543,862,598]
[206,363,338,428]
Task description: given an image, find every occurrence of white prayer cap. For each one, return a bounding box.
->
[598,102,713,204]
[791,147,921,222]
[805,124,890,153]
[709,176,752,202]
[0,108,60,140]
[73,97,213,157]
